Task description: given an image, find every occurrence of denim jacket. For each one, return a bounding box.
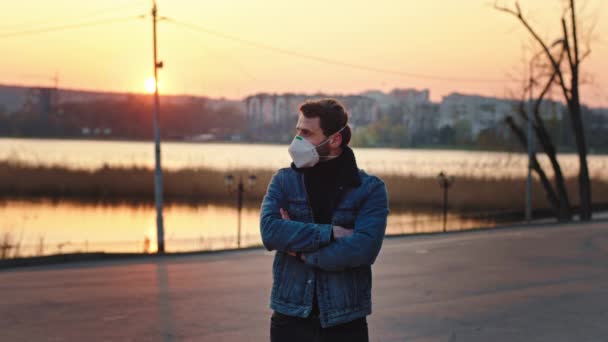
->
[260,166,389,328]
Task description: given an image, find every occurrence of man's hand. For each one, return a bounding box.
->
[280,208,290,220]
[333,225,354,239]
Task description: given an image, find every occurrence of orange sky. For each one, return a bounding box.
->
[1,0,607,107]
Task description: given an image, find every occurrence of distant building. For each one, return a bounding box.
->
[0,85,29,113]
[21,87,59,121]
[361,88,430,113]
[403,102,440,145]
[244,93,380,141]
[438,93,517,139]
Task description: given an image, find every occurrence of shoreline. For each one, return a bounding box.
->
[2,136,608,154]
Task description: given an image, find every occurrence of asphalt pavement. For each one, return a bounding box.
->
[1,220,607,341]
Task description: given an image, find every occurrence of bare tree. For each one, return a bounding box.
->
[505,44,573,221]
[496,0,593,220]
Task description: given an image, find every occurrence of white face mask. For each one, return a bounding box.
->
[288,126,346,168]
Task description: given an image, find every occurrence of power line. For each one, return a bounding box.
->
[165,17,516,84]
[0,15,143,39]
[0,1,148,33]
[166,25,258,82]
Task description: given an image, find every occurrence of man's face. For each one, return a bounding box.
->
[295,115,327,146]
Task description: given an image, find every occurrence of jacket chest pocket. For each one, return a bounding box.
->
[286,200,312,223]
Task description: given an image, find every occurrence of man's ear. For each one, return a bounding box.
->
[331,133,343,148]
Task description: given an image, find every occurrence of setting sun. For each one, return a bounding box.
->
[144,77,158,93]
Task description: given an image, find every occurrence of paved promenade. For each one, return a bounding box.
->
[1,221,607,341]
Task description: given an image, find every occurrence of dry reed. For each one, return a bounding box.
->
[1,160,606,211]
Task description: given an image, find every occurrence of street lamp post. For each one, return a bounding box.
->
[525,51,544,223]
[151,0,165,253]
[437,171,455,233]
[225,174,257,248]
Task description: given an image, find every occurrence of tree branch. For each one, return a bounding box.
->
[534,47,566,114]
[495,1,571,103]
[570,0,580,67]
[562,18,575,72]
[580,45,591,63]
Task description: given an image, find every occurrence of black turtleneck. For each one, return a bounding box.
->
[304,154,342,224]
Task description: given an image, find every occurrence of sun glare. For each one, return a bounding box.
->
[144,77,158,93]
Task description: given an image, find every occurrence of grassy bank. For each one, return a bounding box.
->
[1,161,607,211]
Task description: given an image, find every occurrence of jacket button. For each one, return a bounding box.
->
[307,279,312,284]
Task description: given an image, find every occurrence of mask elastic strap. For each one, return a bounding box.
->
[317,125,348,148]
[334,125,347,136]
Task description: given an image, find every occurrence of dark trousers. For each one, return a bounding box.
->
[270,311,369,342]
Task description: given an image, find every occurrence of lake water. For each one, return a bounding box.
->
[2,138,608,179]
[0,199,498,257]
[1,138,606,257]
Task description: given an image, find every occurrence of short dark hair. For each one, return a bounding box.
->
[299,98,351,146]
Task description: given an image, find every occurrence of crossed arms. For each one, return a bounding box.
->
[260,171,389,272]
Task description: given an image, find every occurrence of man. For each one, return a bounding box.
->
[260,98,389,341]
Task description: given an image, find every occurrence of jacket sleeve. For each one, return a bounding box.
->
[304,177,389,272]
[260,170,333,253]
